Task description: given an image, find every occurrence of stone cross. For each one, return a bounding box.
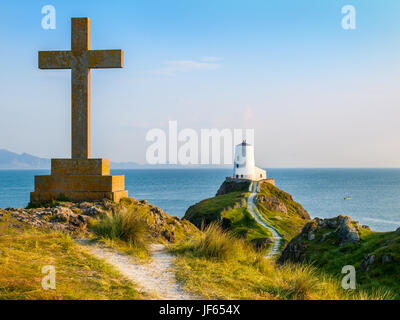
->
[39,17,123,159]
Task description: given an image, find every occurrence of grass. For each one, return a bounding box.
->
[183,191,248,228]
[92,207,148,247]
[222,207,272,248]
[183,181,310,249]
[171,222,256,261]
[91,205,150,260]
[169,223,392,300]
[183,188,273,248]
[297,227,400,298]
[257,204,307,242]
[256,182,310,242]
[0,216,144,300]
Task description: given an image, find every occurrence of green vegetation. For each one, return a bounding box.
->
[26,200,64,209]
[184,188,272,247]
[0,216,144,300]
[91,206,150,261]
[184,191,248,227]
[169,224,390,300]
[184,180,310,249]
[171,222,260,261]
[89,197,200,259]
[256,182,310,241]
[296,228,400,297]
[92,205,150,257]
[222,207,272,247]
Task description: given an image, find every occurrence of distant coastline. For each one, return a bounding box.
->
[0,149,232,170]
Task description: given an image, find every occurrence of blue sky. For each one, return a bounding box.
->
[1,0,400,167]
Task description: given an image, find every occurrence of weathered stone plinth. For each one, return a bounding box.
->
[30,159,128,203]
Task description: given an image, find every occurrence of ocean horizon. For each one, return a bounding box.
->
[1,168,400,232]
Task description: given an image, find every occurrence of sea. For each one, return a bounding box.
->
[1,168,400,232]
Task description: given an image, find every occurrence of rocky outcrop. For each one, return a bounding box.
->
[0,202,106,234]
[257,181,310,220]
[278,215,366,264]
[256,194,288,215]
[1,198,200,243]
[141,200,200,242]
[216,180,250,196]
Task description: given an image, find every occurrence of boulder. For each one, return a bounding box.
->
[361,254,376,271]
[82,205,104,217]
[279,215,365,264]
[162,229,175,242]
[336,216,360,244]
[256,195,288,215]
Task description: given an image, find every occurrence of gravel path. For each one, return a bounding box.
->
[247,182,282,257]
[78,241,195,300]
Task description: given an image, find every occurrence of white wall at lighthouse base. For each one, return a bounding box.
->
[233,166,266,181]
[254,166,267,181]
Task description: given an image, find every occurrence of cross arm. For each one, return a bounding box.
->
[39,51,72,69]
[88,50,124,69]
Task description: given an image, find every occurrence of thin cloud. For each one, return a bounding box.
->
[200,56,223,62]
[150,59,222,76]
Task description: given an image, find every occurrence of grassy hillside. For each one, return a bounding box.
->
[0,197,200,300]
[307,230,400,296]
[169,224,390,300]
[184,180,273,247]
[184,190,249,228]
[0,215,144,300]
[256,181,310,242]
[184,180,311,249]
[278,216,400,298]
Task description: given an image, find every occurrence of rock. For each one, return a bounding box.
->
[52,206,73,223]
[362,254,375,271]
[256,195,288,215]
[382,255,392,264]
[279,215,363,264]
[68,214,88,229]
[362,225,370,230]
[79,202,93,209]
[336,216,360,245]
[162,230,175,242]
[82,205,104,217]
[52,206,73,216]
[320,232,331,242]
[150,206,163,215]
[216,180,250,196]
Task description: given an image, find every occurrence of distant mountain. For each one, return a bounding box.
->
[0,149,230,170]
[0,149,51,169]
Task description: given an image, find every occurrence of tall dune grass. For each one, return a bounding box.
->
[92,206,149,250]
[170,222,392,300]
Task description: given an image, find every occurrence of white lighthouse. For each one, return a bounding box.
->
[233,141,266,181]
